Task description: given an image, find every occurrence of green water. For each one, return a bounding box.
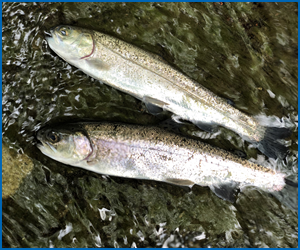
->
[2,2,298,247]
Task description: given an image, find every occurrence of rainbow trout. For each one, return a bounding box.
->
[46,25,291,159]
[36,122,289,202]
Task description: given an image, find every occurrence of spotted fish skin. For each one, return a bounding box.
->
[46,25,291,159]
[37,122,286,194]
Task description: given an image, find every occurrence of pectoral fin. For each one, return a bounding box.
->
[87,159,98,166]
[209,182,239,203]
[165,178,194,186]
[143,96,169,115]
[195,122,218,133]
[226,98,235,107]
[85,58,110,71]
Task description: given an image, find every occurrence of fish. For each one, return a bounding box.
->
[45,25,291,159]
[36,122,292,202]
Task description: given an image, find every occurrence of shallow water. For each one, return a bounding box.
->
[2,2,298,247]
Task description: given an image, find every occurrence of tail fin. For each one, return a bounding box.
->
[284,178,298,188]
[257,127,292,159]
[272,181,298,211]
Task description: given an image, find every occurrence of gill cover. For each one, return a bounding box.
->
[46,25,94,60]
[37,124,93,165]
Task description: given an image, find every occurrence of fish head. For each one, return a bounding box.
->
[37,124,93,165]
[46,25,94,60]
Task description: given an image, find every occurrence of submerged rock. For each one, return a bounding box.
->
[2,143,34,198]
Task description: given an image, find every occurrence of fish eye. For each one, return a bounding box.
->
[47,131,60,143]
[60,28,68,36]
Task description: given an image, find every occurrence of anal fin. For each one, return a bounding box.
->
[87,159,98,166]
[165,178,194,186]
[209,182,239,203]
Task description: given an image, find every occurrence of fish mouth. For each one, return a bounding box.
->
[36,132,43,148]
[36,142,44,151]
[36,137,46,152]
[44,27,62,45]
[45,33,53,45]
[36,135,46,150]
[44,30,52,38]
[36,130,55,152]
[44,27,54,41]
[37,139,57,154]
